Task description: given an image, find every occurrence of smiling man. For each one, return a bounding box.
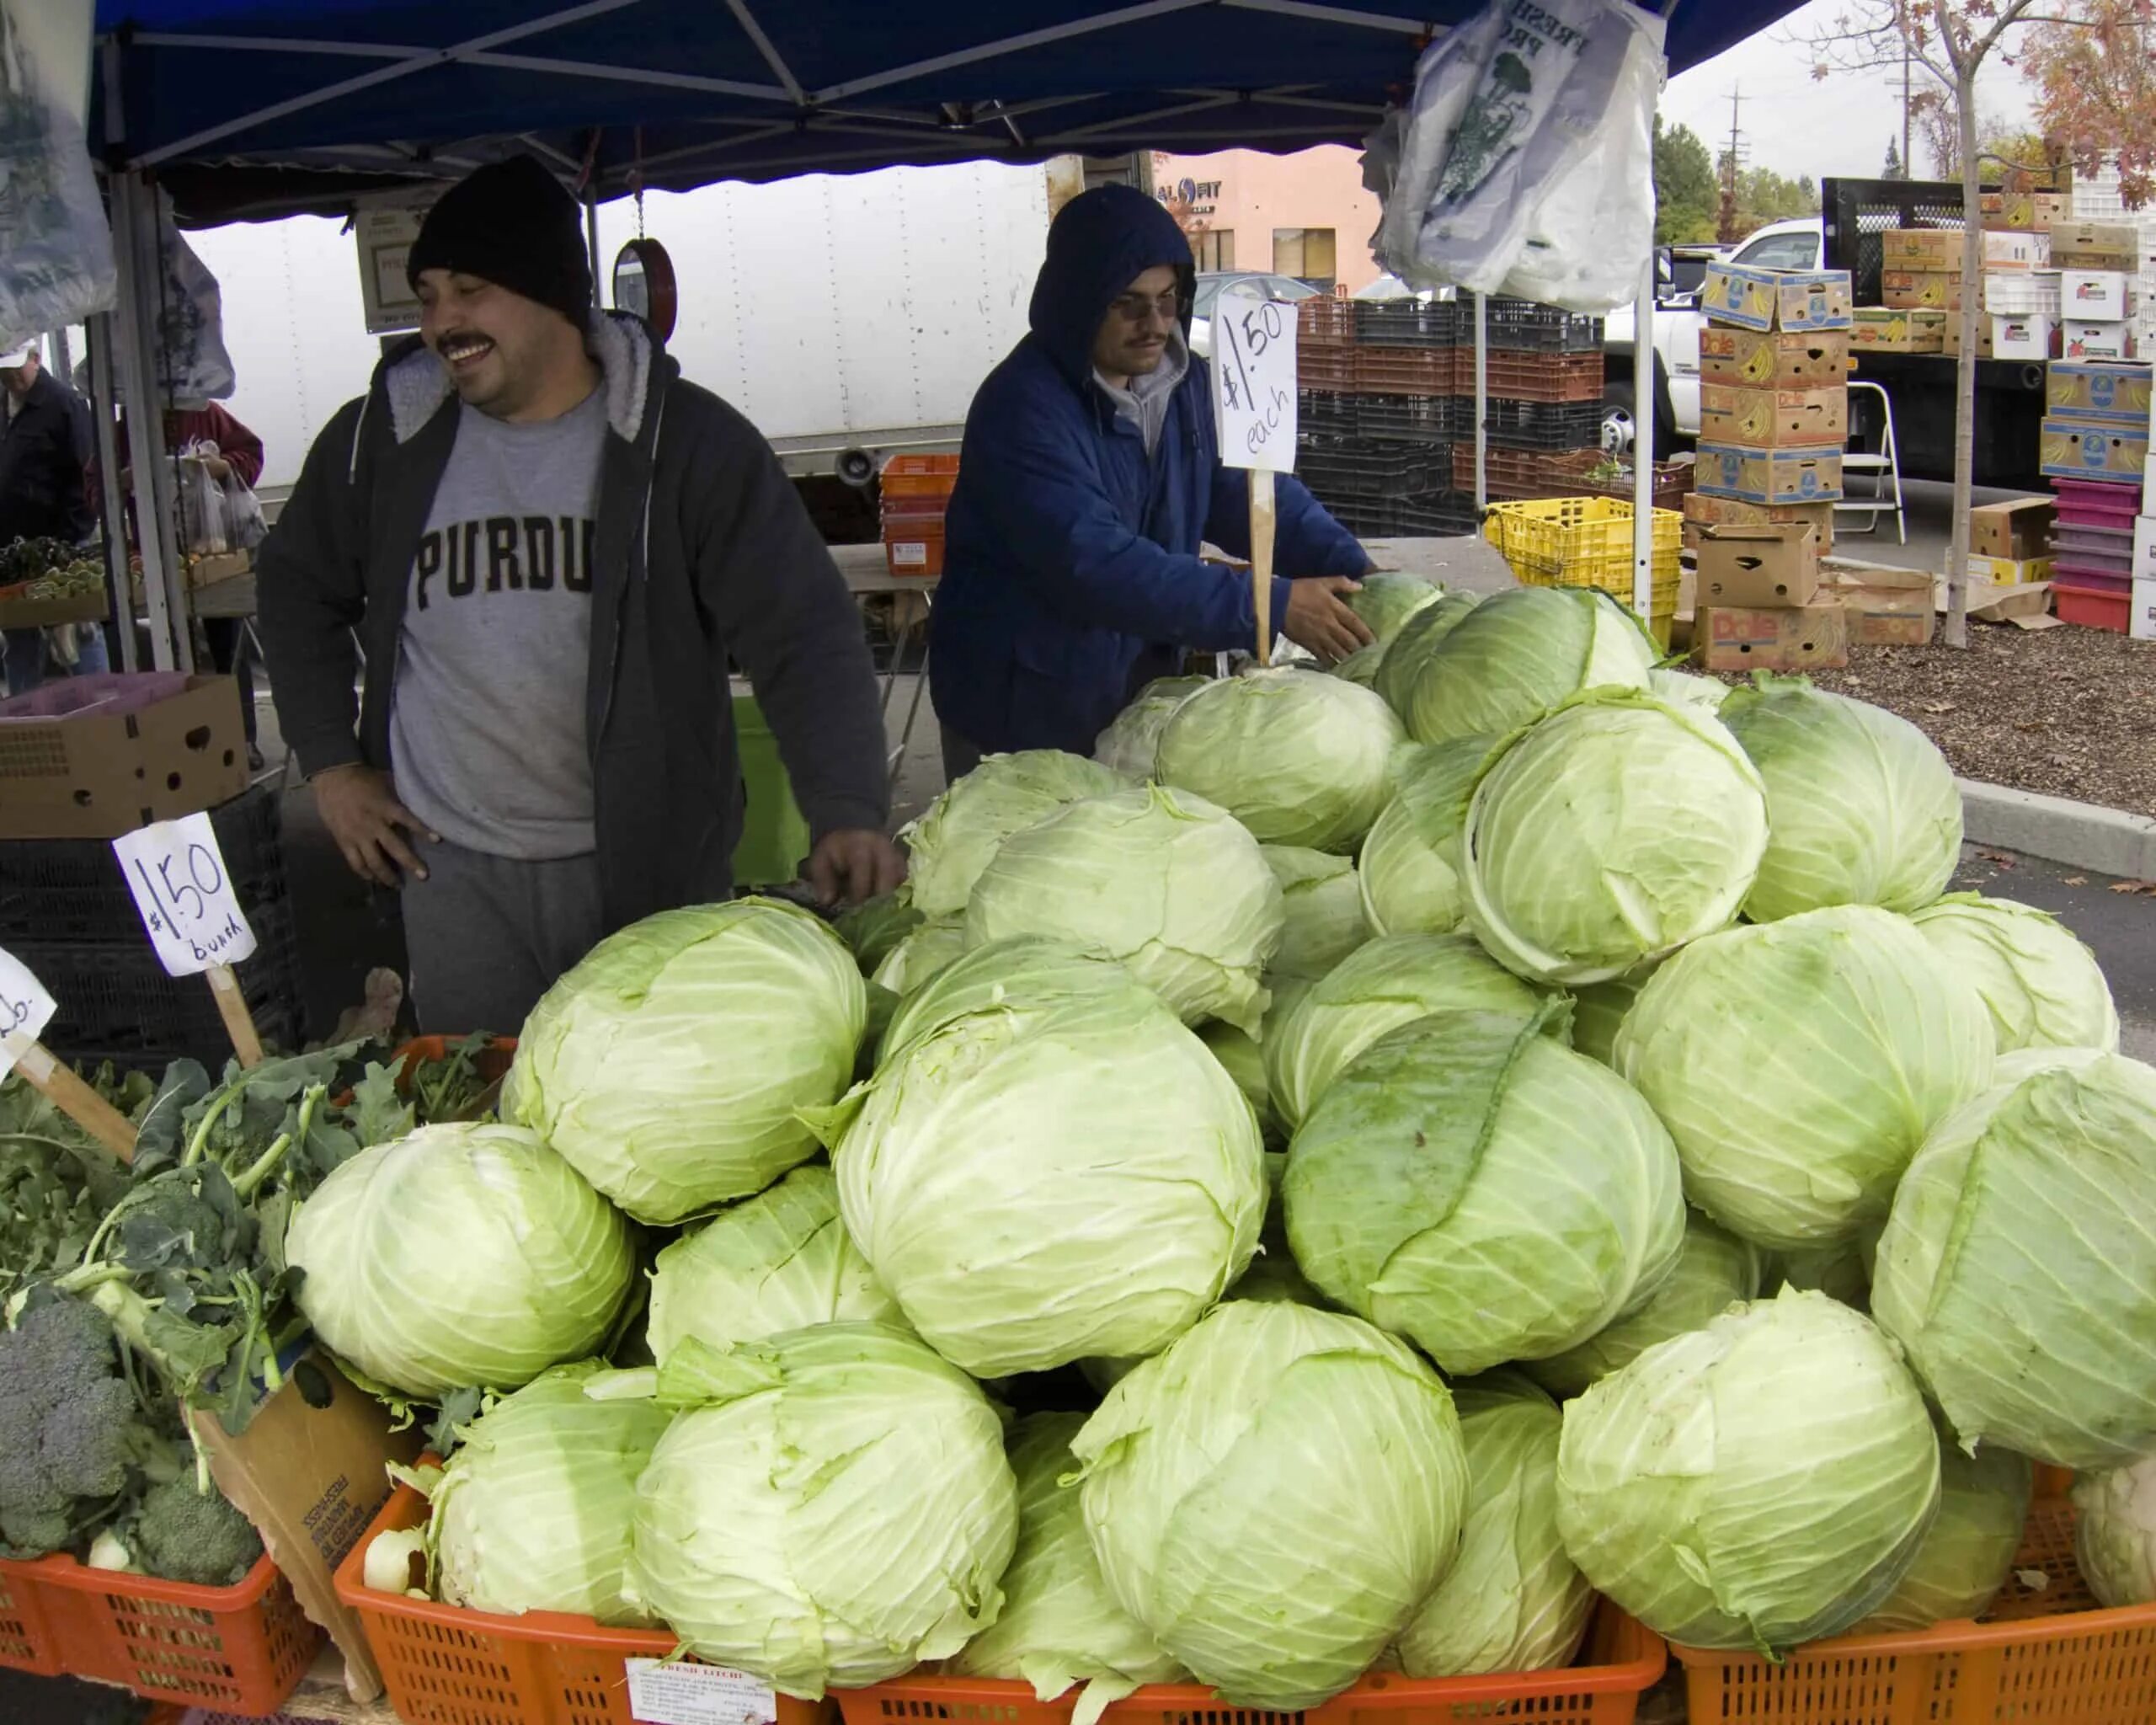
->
[257,155,900,1033]
[929,184,1374,772]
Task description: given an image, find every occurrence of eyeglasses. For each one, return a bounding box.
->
[1109,291,1185,325]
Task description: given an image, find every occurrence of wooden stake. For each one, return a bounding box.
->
[5,1037,136,1162]
[1251,468,1277,665]
[206,964,264,1069]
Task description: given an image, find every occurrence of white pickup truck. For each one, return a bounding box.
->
[1600,218,1824,450]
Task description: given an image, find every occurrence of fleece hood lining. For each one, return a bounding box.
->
[380,310,654,446]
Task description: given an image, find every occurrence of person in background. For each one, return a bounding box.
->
[85,368,270,768]
[257,156,901,1034]
[929,184,1374,772]
[0,340,104,693]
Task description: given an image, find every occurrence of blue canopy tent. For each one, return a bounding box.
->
[82,0,1809,668]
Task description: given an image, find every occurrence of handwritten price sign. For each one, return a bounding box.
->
[1212,287,1299,473]
[112,814,258,978]
[0,946,58,1082]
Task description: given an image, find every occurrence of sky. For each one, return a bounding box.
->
[1662,0,2038,182]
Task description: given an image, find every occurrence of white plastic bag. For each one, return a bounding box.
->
[221,467,267,551]
[1367,0,1665,314]
[152,196,237,403]
[0,3,115,349]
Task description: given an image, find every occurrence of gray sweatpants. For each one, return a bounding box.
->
[399,840,606,1036]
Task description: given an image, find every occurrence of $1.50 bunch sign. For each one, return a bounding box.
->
[113,812,259,975]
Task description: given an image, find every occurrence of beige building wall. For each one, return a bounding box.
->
[1151,146,1383,294]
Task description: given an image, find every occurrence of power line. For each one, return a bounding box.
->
[1716,84,1748,244]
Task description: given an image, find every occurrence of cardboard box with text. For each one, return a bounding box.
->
[1698,523,1822,607]
[1696,602,1849,672]
[1682,492,1834,552]
[1696,444,1845,505]
[1699,328,1850,388]
[1832,567,1935,644]
[1700,264,1854,333]
[1699,383,1849,449]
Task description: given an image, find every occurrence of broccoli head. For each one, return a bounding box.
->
[0,1295,143,1557]
[126,1475,262,1586]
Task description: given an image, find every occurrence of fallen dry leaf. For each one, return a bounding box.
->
[1977,850,2019,867]
[2063,876,2088,886]
[2106,881,2156,895]
[1923,701,1956,714]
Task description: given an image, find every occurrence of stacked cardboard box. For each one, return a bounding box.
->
[1883,227,2052,358]
[1693,522,1849,670]
[2052,224,2140,360]
[2137,452,2156,638]
[1694,268,1850,524]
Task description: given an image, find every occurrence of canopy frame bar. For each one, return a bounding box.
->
[723,0,807,104]
[811,0,1213,101]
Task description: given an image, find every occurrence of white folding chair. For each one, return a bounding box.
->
[1836,379,1905,544]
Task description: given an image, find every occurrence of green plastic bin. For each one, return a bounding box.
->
[732,694,812,888]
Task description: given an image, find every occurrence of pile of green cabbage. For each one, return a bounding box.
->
[334,633,2156,1708]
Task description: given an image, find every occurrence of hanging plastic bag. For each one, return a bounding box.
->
[178,454,229,556]
[152,195,237,403]
[221,466,267,551]
[0,3,116,349]
[1366,0,1664,314]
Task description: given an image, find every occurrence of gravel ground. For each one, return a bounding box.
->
[1717,624,2156,816]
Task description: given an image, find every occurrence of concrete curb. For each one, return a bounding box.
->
[1960,779,2156,880]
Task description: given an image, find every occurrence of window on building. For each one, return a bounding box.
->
[1193,230,1235,271]
[1273,227,1337,291]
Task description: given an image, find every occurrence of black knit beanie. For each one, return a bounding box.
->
[406,156,593,329]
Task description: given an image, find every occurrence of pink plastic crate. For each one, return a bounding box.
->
[2050,476,2143,530]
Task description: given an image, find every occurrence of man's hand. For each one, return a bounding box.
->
[1282,576,1375,665]
[807,829,907,910]
[312,764,439,888]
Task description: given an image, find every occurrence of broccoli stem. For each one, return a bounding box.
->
[183,1077,249,1167]
[230,1132,292,1204]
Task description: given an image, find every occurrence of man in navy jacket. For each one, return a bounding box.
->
[929,185,1375,771]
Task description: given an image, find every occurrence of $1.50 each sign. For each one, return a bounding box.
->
[112,813,259,977]
[1212,289,1299,473]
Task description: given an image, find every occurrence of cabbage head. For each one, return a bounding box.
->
[1613,905,1995,1250]
[1199,980,1311,1143]
[964,785,1283,1033]
[506,900,866,1223]
[1347,572,1444,644]
[287,1124,633,1399]
[1330,642,1385,687]
[1872,1049,2156,1468]
[1404,587,1655,746]
[1909,894,2119,1054]
[902,750,1128,916]
[625,1323,1018,1697]
[1855,1429,2031,1632]
[1648,667,1728,715]
[1768,1235,1876,1311]
[1265,932,1541,1131]
[424,1362,670,1624]
[1527,1210,1763,1399]
[1263,846,1368,980]
[950,1413,1184,1722]
[1719,676,1961,922]
[1286,1005,1685,1375]
[1374,591,1484,719]
[1462,690,1768,986]
[834,889,921,975]
[820,943,1266,1376]
[1357,736,1494,938]
[1568,962,1659,1067]
[1155,669,1405,852]
[870,916,967,995]
[1072,1300,1469,1709]
[1394,1375,1593,1677]
[2073,1457,2156,1608]
[1094,677,1209,780]
[1556,1288,1942,1653]
[646,1165,900,1366]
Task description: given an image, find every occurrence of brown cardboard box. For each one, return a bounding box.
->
[1882,270,1963,312]
[1698,328,1852,388]
[1698,523,1822,606]
[1942,317,1996,359]
[1696,602,1850,672]
[0,590,111,630]
[193,1348,427,1704]
[1681,491,1835,553]
[2050,221,2139,270]
[1699,383,1849,448]
[1883,229,2045,270]
[1850,308,1946,353]
[1969,496,2054,560]
[1828,567,1935,644]
[0,673,248,839]
[1981,190,2036,231]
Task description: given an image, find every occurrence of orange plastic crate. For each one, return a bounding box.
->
[839,1599,1663,1725]
[335,1477,834,1725]
[881,454,961,499]
[0,1548,318,1713]
[1674,1494,2156,1723]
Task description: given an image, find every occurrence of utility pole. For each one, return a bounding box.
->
[1902,48,1912,181]
[1716,85,1746,244]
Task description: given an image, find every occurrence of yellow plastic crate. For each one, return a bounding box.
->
[1481,497,1683,641]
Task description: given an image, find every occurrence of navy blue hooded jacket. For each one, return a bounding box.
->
[929,185,1369,756]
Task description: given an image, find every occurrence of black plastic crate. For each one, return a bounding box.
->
[1354,299,1458,348]
[1396,492,1481,536]
[19,895,305,1068]
[1322,489,1462,537]
[1296,439,1450,500]
[1484,299,1604,355]
[1298,390,1358,436]
[0,782,287,943]
[1466,398,1608,451]
[1353,393,1455,444]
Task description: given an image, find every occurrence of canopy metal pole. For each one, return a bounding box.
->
[108,172,189,672]
[1471,292,1486,510]
[585,195,602,301]
[84,314,136,673]
[1630,251,1654,622]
